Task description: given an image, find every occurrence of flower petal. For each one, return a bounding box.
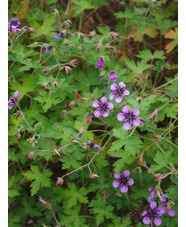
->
[148,188,154,192]
[94,109,102,118]
[122,89,130,96]
[100,96,107,106]
[14,90,19,100]
[106,102,114,110]
[110,83,118,92]
[153,216,161,226]
[112,180,121,188]
[148,191,156,203]
[168,208,175,217]
[123,120,131,130]
[115,95,122,103]
[143,216,151,225]
[117,113,127,122]
[93,101,101,108]
[109,92,117,100]
[126,178,134,185]
[122,106,130,115]
[120,184,128,193]
[97,58,104,68]
[156,205,167,216]
[160,195,168,203]
[150,201,157,211]
[114,172,122,180]
[123,170,130,179]
[132,118,141,126]
[103,110,109,117]
[142,210,149,216]
[118,82,126,90]
[131,108,140,117]
[110,72,117,82]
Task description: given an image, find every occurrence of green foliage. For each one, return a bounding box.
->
[8,0,178,226]
[24,165,52,196]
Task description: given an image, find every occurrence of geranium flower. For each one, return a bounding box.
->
[160,195,175,217]
[8,90,21,110]
[112,170,134,193]
[97,58,104,68]
[87,140,101,150]
[117,106,141,130]
[109,82,130,103]
[142,201,167,226]
[8,18,21,32]
[45,46,52,53]
[110,71,117,82]
[93,97,114,118]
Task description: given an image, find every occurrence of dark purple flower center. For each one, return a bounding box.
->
[149,209,156,217]
[126,114,133,121]
[119,178,127,184]
[11,21,18,26]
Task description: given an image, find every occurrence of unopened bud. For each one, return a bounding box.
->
[97,42,102,51]
[150,109,158,121]
[85,118,92,125]
[154,135,162,141]
[28,152,34,159]
[70,59,78,67]
[129,33,134,38]
[154,174,162,181]
[89,30,96,38]
[33,42,38,45]
[41,81,49,89]
[56,177,64,186]
[75,93,80,99]
[65,66,72,74]
[60,110,67,118]
[89,172,100,178]
[138,157,146,166]
[90,94,95,101]
[77,32,84,39]
[53,81,60,88]
[68,101,75,108]
[29,27,36,32]
[42,68,50,75]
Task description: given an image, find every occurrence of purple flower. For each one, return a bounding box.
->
[112,170,134,193]
[87,140,101,150]
[8,90,21,110]
[109,82,130,103]
[110,71,117,82]
[160,195,175,217]
[93,97,114,118]
[45,46,52,53]
[54,35,59,40]
[148,188,156,203]
[58,32,65,38]
[117,106,141,130]
[142,201,166,226]
[97,58,104,68]
[8,18,21,32]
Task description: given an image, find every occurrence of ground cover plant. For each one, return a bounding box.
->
[8,0,178,226]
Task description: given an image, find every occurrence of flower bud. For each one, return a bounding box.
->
[52,81,60,88]
[85,118,92,125]
[60,110,67,118]
[28,152,34,159]
[89,30,96,38]
[70,59,78,67]
[75,93,81,99]
[154,174,162,181]
[90,94,95,101]
[65,66,72,74]
[41,81,49,89]
[129,33,134,38]
[150,109,158,121]
[56,177,64,186]
[138,156,146,166]
[41,68,50,75]
[154,135,162,141]
[77,32,84,39]
[29,27,36,32]
[89,172,100,178]
[97,42,102,51]
[68,101,75,108]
